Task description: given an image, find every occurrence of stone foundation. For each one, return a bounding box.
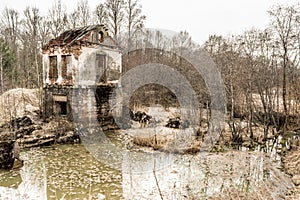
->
[43,84,119,130]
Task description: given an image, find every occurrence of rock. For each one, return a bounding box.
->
[20,137,39,144]
[166,117,180,129]
[38,138,55,146]
[0,131,13,141]
[292,175,300,186]
[16,124,42,139]
[12,158,24,169]
[12,141,20,160]
[130,110,152,127]
[98,193,105,200]
[102,125,109,131]
[242,141,252,148]
[56,131,80,144]
[1,115,80,150]
[0,116,33,130]
[10,116,33,128]
[0,140,14,169]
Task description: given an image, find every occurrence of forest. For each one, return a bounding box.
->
[1,0,299,137]
[0,0,300,140]
[0,0,300,199]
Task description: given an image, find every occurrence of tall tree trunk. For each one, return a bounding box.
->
[0,55,3,94]
[282,45,288,132]
[248,82,253,140]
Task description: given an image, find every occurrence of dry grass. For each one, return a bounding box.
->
[127,127,199,154]
[283,138,300,199]
[184,151,294,200]
[129,127,175,150]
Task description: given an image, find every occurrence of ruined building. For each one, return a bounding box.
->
[42,25,122,120]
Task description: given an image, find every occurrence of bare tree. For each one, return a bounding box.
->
[172,30,193,55]
[68,11,80,29]
[0,8,19,52]
[124,0,145,49]
[47,0,68,37]
[0,38,15,93]
[19,7,42,88]
[105,0,125,39]
[268,4,300,123]
[94,3,107,25]
[39,16,51,47]
[68,0,91,29]
[204,35,245,143]
[76,0,91,27]
[0,8,19,88]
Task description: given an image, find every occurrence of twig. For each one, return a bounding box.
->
[153,160,164,200]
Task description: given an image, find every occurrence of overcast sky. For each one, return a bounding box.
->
[1,0,299,44]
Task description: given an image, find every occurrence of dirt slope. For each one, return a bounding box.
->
[0,88,40,125]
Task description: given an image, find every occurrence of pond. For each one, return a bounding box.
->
[0,130,295,200]
[0,143,123,200]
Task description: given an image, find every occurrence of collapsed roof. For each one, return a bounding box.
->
[42,24,115,50]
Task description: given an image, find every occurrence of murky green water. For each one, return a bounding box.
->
[0,130,295,200]
[0,144,123,199]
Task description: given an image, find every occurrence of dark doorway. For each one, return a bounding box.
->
[53,95,68,116]
[58,101,67,116]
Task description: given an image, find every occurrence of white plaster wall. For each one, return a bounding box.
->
[76,47,122,86]
[77,47,104,86]
[71,54,78,83]
[103,48,122,73]
[42,54,50,84]
[43,46,122,86]
[56,48,62,84]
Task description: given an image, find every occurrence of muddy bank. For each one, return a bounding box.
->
[13,116,79,148]
[0,116,80,169]
[123,106,203,154]
[18,117,80,148]
[122,105,300,198]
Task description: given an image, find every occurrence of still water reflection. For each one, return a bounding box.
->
[0,144,122,199]
[0,131,294,200]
